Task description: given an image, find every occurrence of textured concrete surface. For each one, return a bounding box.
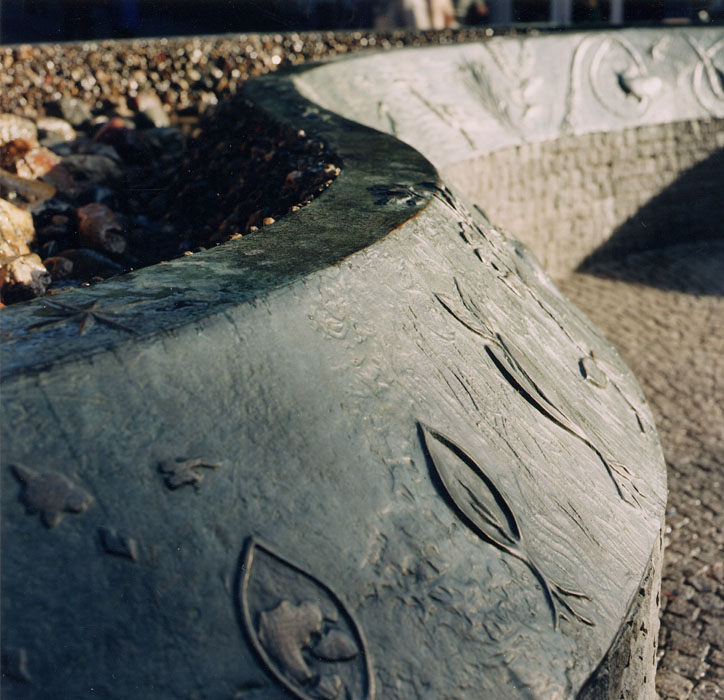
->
[558,242,724,699]
[4,25,721,698]
[1,60,668,697]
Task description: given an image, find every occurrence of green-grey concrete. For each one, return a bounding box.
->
[4,25,720,699]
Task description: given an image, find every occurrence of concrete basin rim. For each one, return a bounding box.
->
[0,75,440,378]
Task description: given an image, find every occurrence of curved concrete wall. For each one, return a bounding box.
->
[3,26,709,700]
[294,28,724,275]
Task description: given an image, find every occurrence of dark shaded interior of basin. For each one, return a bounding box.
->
[442,118,724,279]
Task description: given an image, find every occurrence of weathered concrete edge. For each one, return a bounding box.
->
[579,529,663,700]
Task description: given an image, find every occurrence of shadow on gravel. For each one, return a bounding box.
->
[577,146,724,296]
[580,240,724,297]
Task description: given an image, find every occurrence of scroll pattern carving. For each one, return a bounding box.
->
[568,32,724,124]
[690,36,724,116]
[569,35,659,121]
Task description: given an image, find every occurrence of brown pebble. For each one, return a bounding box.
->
[56,248,123,277]
[43,255,73,280]
[77,203,126,255]
[39,164,77,194]
[262,217,275,226]
[0,138,34,171]
[0,138,62,180]
[285,170,304,188]
[92,116,130,143]
[0,169,56,210]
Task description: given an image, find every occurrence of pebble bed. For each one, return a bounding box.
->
[0,26,516,305]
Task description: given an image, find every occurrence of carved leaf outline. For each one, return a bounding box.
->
[419,424,593,629]
[435,276,642,506]
[419,423,520,552]
[238,537,375,700]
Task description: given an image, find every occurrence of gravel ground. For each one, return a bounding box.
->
[558,243,724,700]
[0,26,516,119]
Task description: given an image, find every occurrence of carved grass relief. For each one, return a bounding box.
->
[238,537,374,700]
[461,42,549,135]
[435,277,644,507]
[419,424,593,630]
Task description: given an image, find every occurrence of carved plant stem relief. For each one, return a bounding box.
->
[436,276,643,507]
[419,424,593,630]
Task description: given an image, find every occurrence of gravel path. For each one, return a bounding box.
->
[558,242,724,700]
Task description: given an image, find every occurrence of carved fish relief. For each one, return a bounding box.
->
[10,464,92,528]
[238,537,374,700]
[419,424,593,630]
[435,276,644,507]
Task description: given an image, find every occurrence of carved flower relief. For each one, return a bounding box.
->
[568,35,663,123]
[238,538,374,700]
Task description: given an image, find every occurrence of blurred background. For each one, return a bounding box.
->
[1,0,723,44]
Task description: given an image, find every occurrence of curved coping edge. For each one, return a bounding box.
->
[0,72,439,378]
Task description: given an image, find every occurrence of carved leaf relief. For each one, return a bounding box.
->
[238,537,374,700]
[461,42,550,134]
[419,423,593,630]
[435,277,643,507]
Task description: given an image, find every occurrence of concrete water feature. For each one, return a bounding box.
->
[2,26,722,699]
